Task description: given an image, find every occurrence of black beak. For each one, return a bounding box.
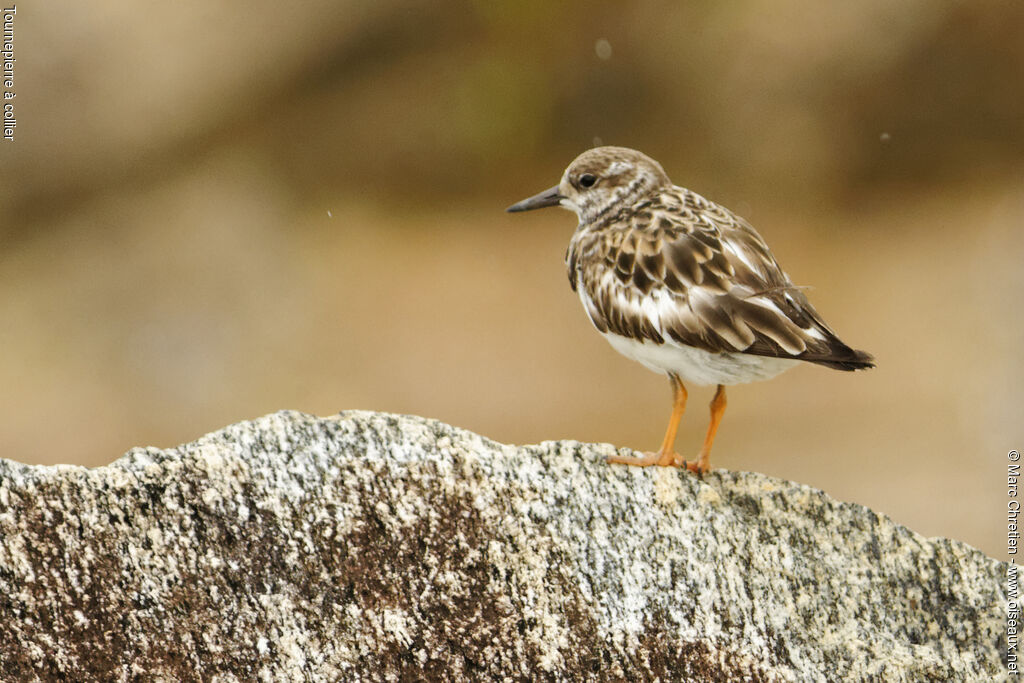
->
[506,185,564,213]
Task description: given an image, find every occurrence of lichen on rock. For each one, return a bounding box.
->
[0,410,1006,680]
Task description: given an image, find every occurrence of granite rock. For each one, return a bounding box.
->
[0,411,1006,680]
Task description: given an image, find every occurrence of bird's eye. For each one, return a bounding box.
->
[579,173,597,188]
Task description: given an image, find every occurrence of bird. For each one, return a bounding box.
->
[507,146,874,473]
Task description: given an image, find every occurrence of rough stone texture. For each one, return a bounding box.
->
[0,410,1006,681]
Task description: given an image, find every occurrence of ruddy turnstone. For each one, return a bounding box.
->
[507,147,874,472]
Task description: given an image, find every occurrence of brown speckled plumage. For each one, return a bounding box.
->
[567,185,872,370]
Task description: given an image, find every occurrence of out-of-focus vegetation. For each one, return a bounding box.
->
[5,1,1023,223]
[1,1,1021,558]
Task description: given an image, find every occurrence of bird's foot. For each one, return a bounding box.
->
[606,450,687,468]
[683,454,711,475]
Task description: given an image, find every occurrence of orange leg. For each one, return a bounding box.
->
[607,375,688,467]
[686,384,726,474]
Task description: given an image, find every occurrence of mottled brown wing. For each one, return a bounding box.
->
[569,189,874,369]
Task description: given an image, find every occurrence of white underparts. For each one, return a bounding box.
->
[600,332,800,386]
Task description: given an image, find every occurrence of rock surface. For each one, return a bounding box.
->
[0,410,1006,680]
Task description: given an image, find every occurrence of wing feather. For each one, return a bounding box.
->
[567,187,875,369]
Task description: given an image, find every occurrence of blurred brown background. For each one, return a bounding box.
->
[1,1,1021,559]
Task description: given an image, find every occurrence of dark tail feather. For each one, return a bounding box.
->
[807,346,875,371]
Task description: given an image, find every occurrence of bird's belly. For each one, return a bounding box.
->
[601,332,799,386]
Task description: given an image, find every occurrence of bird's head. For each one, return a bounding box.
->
[506,146,672,224]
